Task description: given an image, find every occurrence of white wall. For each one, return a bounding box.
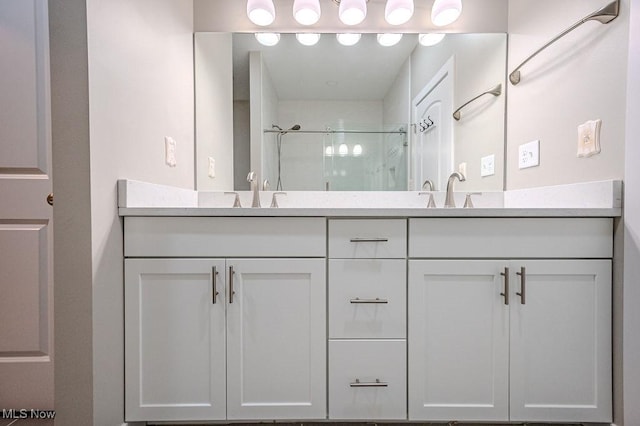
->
[193,0,508,33]
[86,0,194,424]
[624,1,640,424]
[411,33,506,191]
[384,58,411,190]
[233,100,251,190]
[195,32,234,190]
[506,0,629,190]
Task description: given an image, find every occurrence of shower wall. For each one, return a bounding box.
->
[271,100,384,190]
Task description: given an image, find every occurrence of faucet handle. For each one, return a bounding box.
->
[224,192,242,208]
[247,171,256,182]
[463,192,482,208]
[418,191,437,208]
[270,192,286,208]
[421,179,434,191]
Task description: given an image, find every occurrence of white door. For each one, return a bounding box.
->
[0,0,54,408]
[411,57,454,191]
[509,260,612,423]
[408,260,509,422]
[124,259,227,422]
[226,258,326,420]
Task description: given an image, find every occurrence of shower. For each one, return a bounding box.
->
[272,124,301,190]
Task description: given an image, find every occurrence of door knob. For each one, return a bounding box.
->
[47,193,54,206]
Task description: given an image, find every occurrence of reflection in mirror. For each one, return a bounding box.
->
[195,32,506,192]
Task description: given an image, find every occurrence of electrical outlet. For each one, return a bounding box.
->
[208,157,215,178]
[481,154,495,177]
[165,136,177,167]
[519,140,540,169]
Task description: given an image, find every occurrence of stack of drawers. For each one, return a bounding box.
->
[327,219,407,420]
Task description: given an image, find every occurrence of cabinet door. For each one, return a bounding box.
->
[408,260,509,421]
[125,259,227,422]
[226,258,326,420]
[509,260,612,423]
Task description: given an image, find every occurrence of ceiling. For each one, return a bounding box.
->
[232,32,419,101]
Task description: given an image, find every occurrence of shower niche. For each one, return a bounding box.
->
[264,124,408,191]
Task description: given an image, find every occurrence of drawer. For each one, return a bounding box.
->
[329,259,406,339]
[125,217,326,257]
[329,340,407,420]
[329,219,406,259]
[409,218,613,259]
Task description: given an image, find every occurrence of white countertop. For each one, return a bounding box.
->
[117,179,622,218]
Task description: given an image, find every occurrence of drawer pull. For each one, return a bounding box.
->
[350,297,389,304]
[516,266,526,305]
[499,267,509,306]
[349,238,389,243]
[212,266,219,304]
[350,378,388,388]
[229,266,235,304]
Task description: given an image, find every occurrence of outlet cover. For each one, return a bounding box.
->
[165,136,177,167]
[208,157,215,178]
[519,140,540,169]
[481,154,495,177]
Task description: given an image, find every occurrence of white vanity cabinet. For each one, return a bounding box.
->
[328,219,407,420]
[408,218,613,423]
[124,217,327,422]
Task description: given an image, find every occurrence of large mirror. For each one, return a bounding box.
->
[195,32,506,192]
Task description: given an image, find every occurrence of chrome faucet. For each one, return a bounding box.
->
[247,172,261,208]
[445,172,466,208]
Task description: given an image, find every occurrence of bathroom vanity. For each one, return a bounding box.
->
[119,180,620,424]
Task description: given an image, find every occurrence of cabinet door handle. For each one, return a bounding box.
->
[349,238,389,243]
[229,266,235,304]
[350,378,388,388]
[212,266,219,304]
[500,267,509,305]
[350,297,389,304]
[516,266,526,305]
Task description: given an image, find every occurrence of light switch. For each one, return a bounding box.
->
[481,154,495,177]
[458,162,467,177]
[165,136,177,167]
[208,157,215,178]
[518,140,539,169]
[577,119,602,157]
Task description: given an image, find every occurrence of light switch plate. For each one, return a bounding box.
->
[165,136,177,167]
[519,140,540,169]
[458,162,467,176]
[481,154,495,177]
[208,157,215,178]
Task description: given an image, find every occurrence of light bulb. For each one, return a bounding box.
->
[336,33,361,46]
[293,0,321,25]
[419,33,446,46]
[431,0,462,26]
[338,144,349,156]
[296,33,321,46]
[255,32,281,46]
[247,0,276,26]
[385,0,414,25]
[377,33,403,47]
[353,144,363,156]
[325,146,334,156]
[339,0,367,25]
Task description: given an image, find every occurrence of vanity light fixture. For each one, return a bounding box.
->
[431,0,462,26]
[255,32,281,46]
[336,33,361,46]
[296,33,321,45]
[293,0,321,25]
[385,0,414,25]
[377,33,403,47]
[418,33,446,46]
[336,0,367,26]
[247,0,276,26]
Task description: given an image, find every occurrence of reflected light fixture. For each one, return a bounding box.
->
[296,33,321,46]
[337,0,367,26]
[247,0,276,26]
[352,144,363,156]
[338,143,349,156]
[325,146,334,156]
[431,0,462,26]
[255,32,281,46]
[336,33,361,46]
[385,0,414,25]
[377,33,403,47]
[419,33,446,46]
[293,0,321,25]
